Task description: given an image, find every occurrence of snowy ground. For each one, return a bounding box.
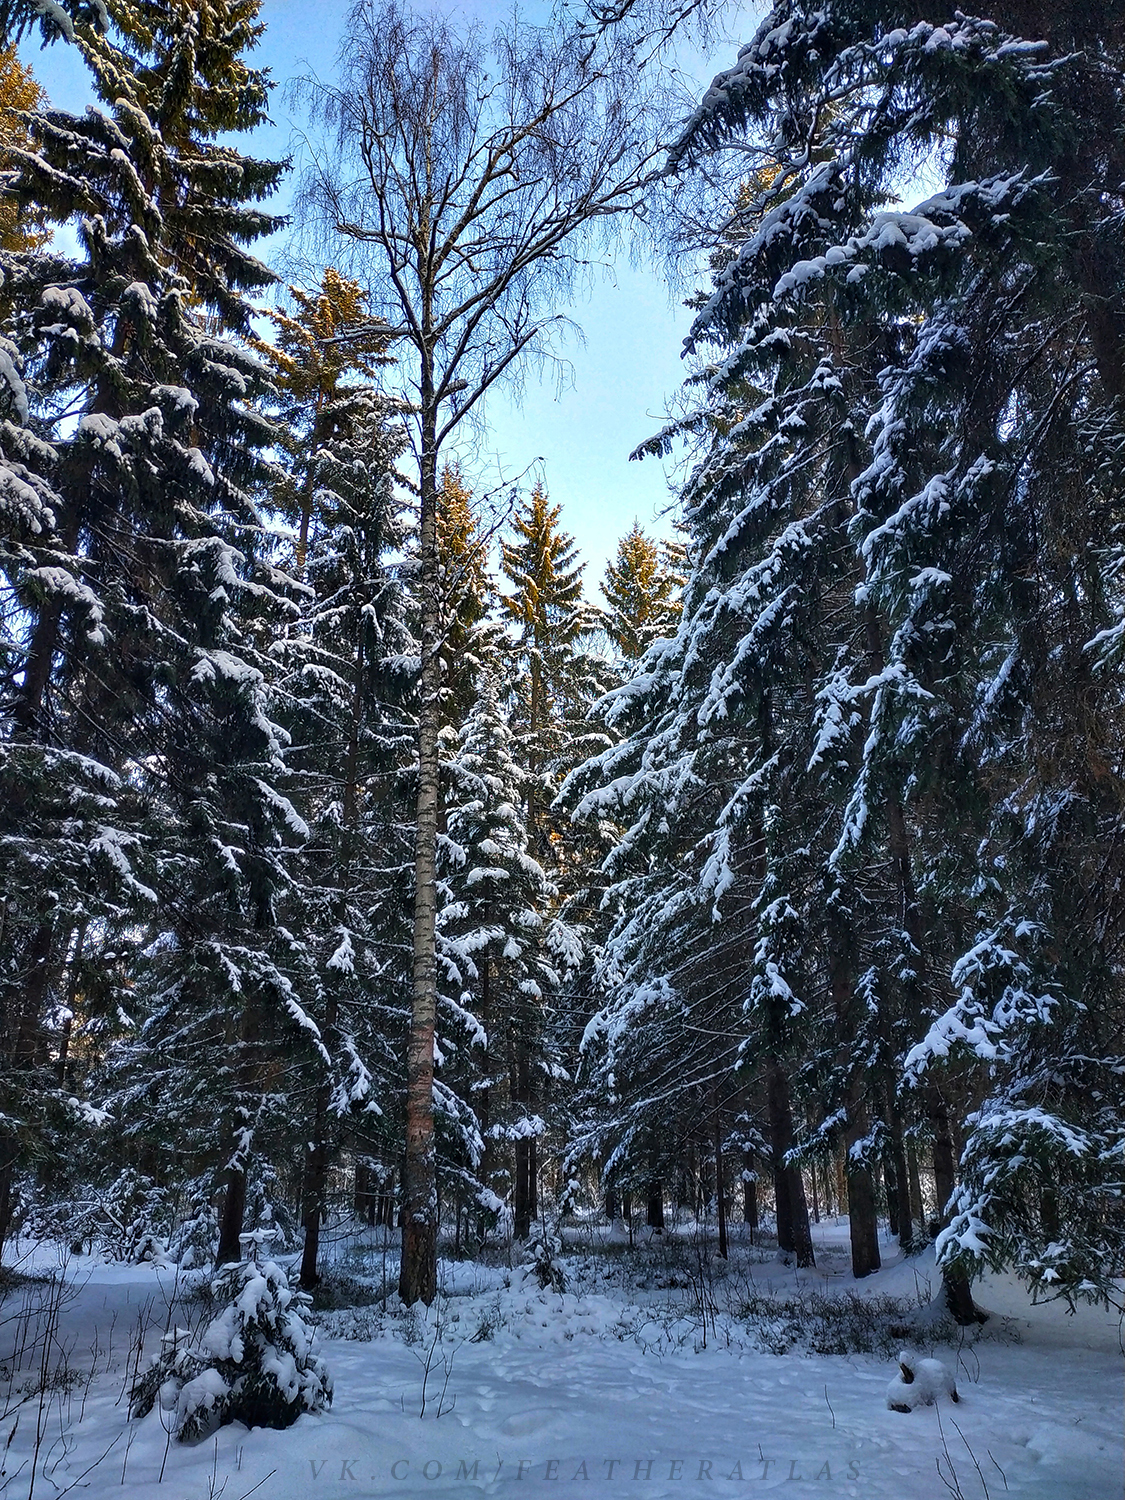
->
[1,1219,1121,1500]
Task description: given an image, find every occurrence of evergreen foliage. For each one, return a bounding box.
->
[600,523,684,662]
[130,1237,332,1441]
[563,0,1125,1304]
[0,0,296,1260]
[2,0,1121,1359]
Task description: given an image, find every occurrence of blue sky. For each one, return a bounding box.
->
[20,2,758,591]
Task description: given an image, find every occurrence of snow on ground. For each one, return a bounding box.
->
[1,1218,1121,1500]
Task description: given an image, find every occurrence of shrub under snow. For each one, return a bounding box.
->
[886,1350,960,1412]
[131,1244,332,1441]
[524,1224,567,1292]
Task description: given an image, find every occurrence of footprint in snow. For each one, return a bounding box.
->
[500,1409,557,1437]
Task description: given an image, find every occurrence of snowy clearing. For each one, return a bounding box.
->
[1,1220,1120,1500]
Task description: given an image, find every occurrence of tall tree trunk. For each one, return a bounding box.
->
[0,920,56,1262]
[929,1089,987,1324]
[714,1110,727,1259]
[216,995,261,1266]
[852,1128,888,1278]
[55,921,87,1087]
[888,1105,915,1252]
[907,1142,925,1235]
[400,385,441,1307]
[216,1163,247,1266]
[298,1058,333,1289]
[742,1166,758,1241]
[832,952,881,1279]
[765,1055,814,1266]
[646,1181,664,1232]
[513,1039,535,1239]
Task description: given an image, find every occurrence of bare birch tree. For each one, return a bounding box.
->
[297,0,663,1305]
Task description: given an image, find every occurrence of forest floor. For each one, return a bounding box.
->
[0,1218,1121,1500]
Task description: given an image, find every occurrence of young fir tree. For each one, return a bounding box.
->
[256,271,415,1286]
[0,0,309,1266]
[437,663,578,1240]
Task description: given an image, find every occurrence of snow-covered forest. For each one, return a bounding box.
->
[0,1,1122,1497]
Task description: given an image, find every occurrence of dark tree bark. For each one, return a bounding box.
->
[646,1181,664,1232]
[742,1166,758,1241]
[766,1056,814,1266]
[216,1161,248,1266]
[929,1090,987,1324]
[714,1112,727,1259]
[513,1040,538,1240]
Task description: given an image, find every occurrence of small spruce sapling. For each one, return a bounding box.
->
[130,1233,331,1441]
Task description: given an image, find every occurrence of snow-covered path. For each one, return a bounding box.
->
[2,1230,1120,1500]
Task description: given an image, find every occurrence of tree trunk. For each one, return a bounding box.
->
[216,1160,248,1265]
[888,1110,915,1251]
[400,386,441,1307]
[907,1143,925,1234]
[846,1147,882,1279]
[513,1040,536,1239]
[742,1168,758,1241]
[646,1181,664,1232]
[302,626,367,1290]
[929,1089,986,1324]
[714,1113,727,1259]
[885,1158,899,1239]
[765,1056,814,1266]
[829,942,880,1278]
[299,982,341,1289]
[478,956,492,1198]
[216,997,260,1266]
[605,1179,618,1223]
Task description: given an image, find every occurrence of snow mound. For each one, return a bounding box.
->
[886,1349,959,1411]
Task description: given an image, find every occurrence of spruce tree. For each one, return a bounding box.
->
[256,270,413,1285]
[600,523,684,663]
[0,0,301,1264]
[437,663,578,1240]
[606,0,1125,1304]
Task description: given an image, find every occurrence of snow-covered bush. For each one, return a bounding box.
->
[130,1240,332,1441]
[524,1224,566,1292]
[886,1351,959,1412]
[244,1174,301,1253]
[27,1171,170,1262]
[167,1183,219,1270]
